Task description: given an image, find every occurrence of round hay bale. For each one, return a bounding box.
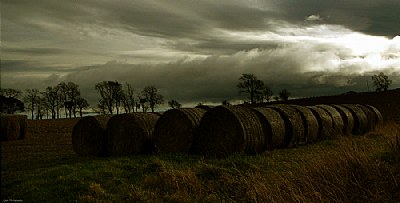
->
[355,104,377,131]
[72,115,113,156]
[316,105,345,136]
[194,106,265,157]
[253,107,286,150]
[268,105,305,148]
[364,104,383,124]
[308,106,334,140]
[341,104,368,135]
[153,108,206,153]
[330,104,354,136]
[106,113,160,156]
[0,116,21,141]
[290,105,319,144]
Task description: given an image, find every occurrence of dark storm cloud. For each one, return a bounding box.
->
[2,47,72,56]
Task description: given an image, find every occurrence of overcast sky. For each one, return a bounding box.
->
[1,0,399,107]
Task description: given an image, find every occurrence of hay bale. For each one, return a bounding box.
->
[364,104,383,124]
[0,115,21,141]
[106,113,160,156]
[316,105,345,136]
[253,107,286,150]
[72,115,113,156]
[268,105,305,148]
[290,105,319,144]
[308,106,334,140]
[330,104,354,136]
[341,104,368,135]
[194,106,265,157]
[153,108,206,153]
[355,104,377,131]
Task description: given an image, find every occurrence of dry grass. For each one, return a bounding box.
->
[153,108,206,153]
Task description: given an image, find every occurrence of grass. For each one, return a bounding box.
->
[1,121,400,202]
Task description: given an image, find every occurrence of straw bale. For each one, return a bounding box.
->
[290,105,319,144]
[330,104,354,136]
[253,107,286,150]
[194,106,265,157]
[72,115,113,156]
[106,113,160,156]
[153,108,206,153]
[341,104,368,135]
[316,105,345,135]
[308,106,334,140]
[0,115,21,141]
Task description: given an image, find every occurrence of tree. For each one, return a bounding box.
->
[57,82,69,118]
[95,81,123,114]
[43,86,59,119]
[141,86,164,112]
[24,89,40,119]
[0,88,21,99]
[65,82,80,118]
[372,72,392,92]
[76,97,89,117]
[168,99,182,109]
[262,86,274,102]
[237,73,264,104]
[0,95,25,114]
[278,89,290,101]
[122,83,136,113]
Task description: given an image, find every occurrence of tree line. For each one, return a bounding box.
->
[0,72,392,118]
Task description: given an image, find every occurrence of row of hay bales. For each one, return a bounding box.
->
[0,115,27,141]
[72,104,382,157]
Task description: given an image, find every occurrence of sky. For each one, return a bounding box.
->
[1,0,400,108]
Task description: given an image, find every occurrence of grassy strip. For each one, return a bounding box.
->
[2,123,400,202]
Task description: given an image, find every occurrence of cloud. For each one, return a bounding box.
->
[305,15,323,21]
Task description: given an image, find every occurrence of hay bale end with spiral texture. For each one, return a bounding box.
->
[72,115,113,156]
[267,105,305,148]
[0,115,21,141]
[194,106,265,157]
[290,105,319,144]
[253,107,286,150]
[308,106,334,140]
[106,113,160,156]
[330,104,354,136]
[316,105,345,136]
[153,108,206,153]
[341,104,368,135]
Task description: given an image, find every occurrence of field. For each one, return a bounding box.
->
[1,91,400,202]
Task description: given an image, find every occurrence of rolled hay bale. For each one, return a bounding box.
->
[0,115,21,141]
[72,115,113,156]
[355,104,377,131]
[106,113,160,156]
[153,108,206,153]
[330,104,354,136]
[341,104,368,135]
[364,104,383,125]
[308,106,334,140]
[253,107,286,150]
[290,105,319,144]
[267,105,305,148]
[194,106,265,157]
[316,105,345,136]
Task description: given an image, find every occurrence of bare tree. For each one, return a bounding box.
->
[168,99,182,109]
[237,73,264,104]
[141,86,164,112]
[122,83,136,113]
[44,86,58,119]
[262,86,274,102]
[76,97,89,117]
[65,82,80,118]
[95,81,122,114]
[278,89,291,101]
[24,89,40,119]
[372,72,392,92]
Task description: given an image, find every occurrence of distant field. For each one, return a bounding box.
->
[1,90,400,202]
